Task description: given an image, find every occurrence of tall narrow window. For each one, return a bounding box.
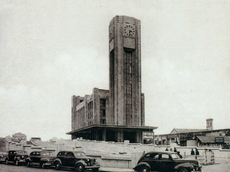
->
[100,99,106,124]
[125,51,132,125]
[109,50,115,124]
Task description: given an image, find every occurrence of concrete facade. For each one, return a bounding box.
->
[108,16,144,127]
[71,88,109,130]
[68,16,157,143]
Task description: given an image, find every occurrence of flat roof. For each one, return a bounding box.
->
[66,124,158,134]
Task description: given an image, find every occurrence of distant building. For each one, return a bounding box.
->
[155,119,230,148]
[0,138,6,151]
[67,16,157,143]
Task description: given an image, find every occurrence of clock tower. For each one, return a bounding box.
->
[68,15,157,143]
[108,16,145,127]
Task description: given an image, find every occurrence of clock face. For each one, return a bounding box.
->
[124,25,135,37]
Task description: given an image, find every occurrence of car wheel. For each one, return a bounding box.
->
[26,161,30,167]
[140,166,150,172]
[179,168,190,172]
[5,159,9,165]
[41,163,46,169]
[15,160,20,166]
[54,161,61,170]
[75,163,85,172]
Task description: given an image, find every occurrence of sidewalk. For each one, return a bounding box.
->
[99,167,135,172]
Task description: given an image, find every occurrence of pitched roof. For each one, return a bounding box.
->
[170,128,206,134]
[197,136,230,144]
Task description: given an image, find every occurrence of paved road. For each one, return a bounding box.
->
[0,163,133,172]
[1,158,230,172]
[0,164,71,172]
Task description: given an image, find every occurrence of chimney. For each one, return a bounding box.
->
[206,118,213,130]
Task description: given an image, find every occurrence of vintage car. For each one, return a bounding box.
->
[26,150,56,168]
[5,150,28,166]
[53,151,100,172]
[134,151,202,172]
[0,151,8,163]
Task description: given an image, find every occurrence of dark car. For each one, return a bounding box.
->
[134,151,202,172]
[26,150,56,168]
[0,151,8,163]
[53,151,100,172]
[5,150,28,166]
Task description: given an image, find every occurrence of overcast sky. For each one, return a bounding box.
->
[0,0,230,141]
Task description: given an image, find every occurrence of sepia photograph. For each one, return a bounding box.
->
[0,0,230,171]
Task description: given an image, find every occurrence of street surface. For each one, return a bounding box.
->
[0,157,230,172]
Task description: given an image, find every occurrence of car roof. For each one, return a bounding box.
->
[58,150,84,153]
[31,150,54,152]
[144,151,176,155]
[9,150,26,152]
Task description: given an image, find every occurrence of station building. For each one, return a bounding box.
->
[67,16,157,143]
[155,119,230,148]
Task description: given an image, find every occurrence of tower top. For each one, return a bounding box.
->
[206,118,213,130]
[110,15,140,25]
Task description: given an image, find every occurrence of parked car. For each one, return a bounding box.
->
[134,151,202,172]
[53,151,100,172]
[0,151,8,163]
[5,150,28,166]
[26,150,56,168]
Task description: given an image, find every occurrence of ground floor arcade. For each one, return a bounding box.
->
[67,125,157,143]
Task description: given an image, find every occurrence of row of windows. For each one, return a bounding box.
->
[88,111,93,119]
[88,101,93,110]
[74,99,107,127]
[100,99,106,125]
[100,99,106,107]
[125,52,133,125]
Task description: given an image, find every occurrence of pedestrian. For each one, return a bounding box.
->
[174,147,177,152]
[191,149,195,155]
[177,151,182,158]
[195,148,199,155]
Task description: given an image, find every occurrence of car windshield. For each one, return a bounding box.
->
[41,151,55,156]
[74,152,86,157]
[171,153,180,159]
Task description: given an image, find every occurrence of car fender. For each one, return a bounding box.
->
[75,160,87,167]
[53,158,62,165]
[175,162,194,170]
[25,157,31,162]
[14,156,20,161]
[133,162,151,171]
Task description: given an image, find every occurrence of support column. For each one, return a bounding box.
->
[102,128,107,141]
[92,128,99,140]
[136,131,142,143]
[116,130,124,142]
